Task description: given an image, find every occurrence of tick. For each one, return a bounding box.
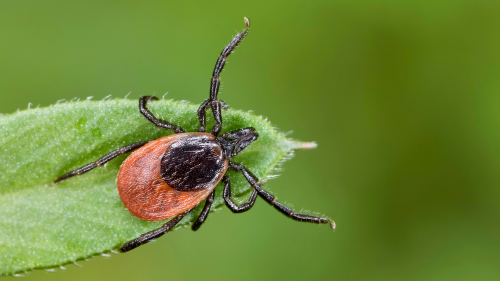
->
[54,18,335,252]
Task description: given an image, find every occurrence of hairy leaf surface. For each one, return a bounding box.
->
[0,99,308,275]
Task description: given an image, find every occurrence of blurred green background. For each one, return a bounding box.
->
[1,0,500,280]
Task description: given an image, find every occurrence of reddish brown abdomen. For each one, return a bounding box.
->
[117,133,228,221]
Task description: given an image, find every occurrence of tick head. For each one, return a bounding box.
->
[217,127,259,159]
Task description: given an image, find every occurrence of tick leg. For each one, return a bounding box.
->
[120,208,193,252]
[197,18,249,136]
[223,175,258,213]
[197,99,210,133]
[53,141,149,184]
[192,189,215,231]
[140,96,184,133]
[229,162,336,231]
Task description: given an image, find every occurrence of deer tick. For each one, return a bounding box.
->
[54,18,335,252]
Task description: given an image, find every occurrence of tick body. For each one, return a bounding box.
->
[54,18,335,253]
[117,133,227,221]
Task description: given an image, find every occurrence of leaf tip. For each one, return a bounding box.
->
[329,219,336,232]
[292,141,318,150]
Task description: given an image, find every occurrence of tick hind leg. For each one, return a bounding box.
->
[229,162,336,231]
[198,18,250,136]
[121,208,193,252]
[53,141,149,184]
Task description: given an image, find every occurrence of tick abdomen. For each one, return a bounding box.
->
[117,133,228,221]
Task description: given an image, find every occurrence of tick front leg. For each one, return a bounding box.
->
[223,176,258,213]
[210,100,224,136]
[197,18,249,136]
[192,190,215,231]
[197,99,210,133]
[121,208,193,252]
[229,162,336,231]
[53,141,150,184]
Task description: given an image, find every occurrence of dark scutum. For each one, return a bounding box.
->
[161,135,226,191]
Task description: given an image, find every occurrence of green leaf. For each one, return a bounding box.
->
[0,98,313,275]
